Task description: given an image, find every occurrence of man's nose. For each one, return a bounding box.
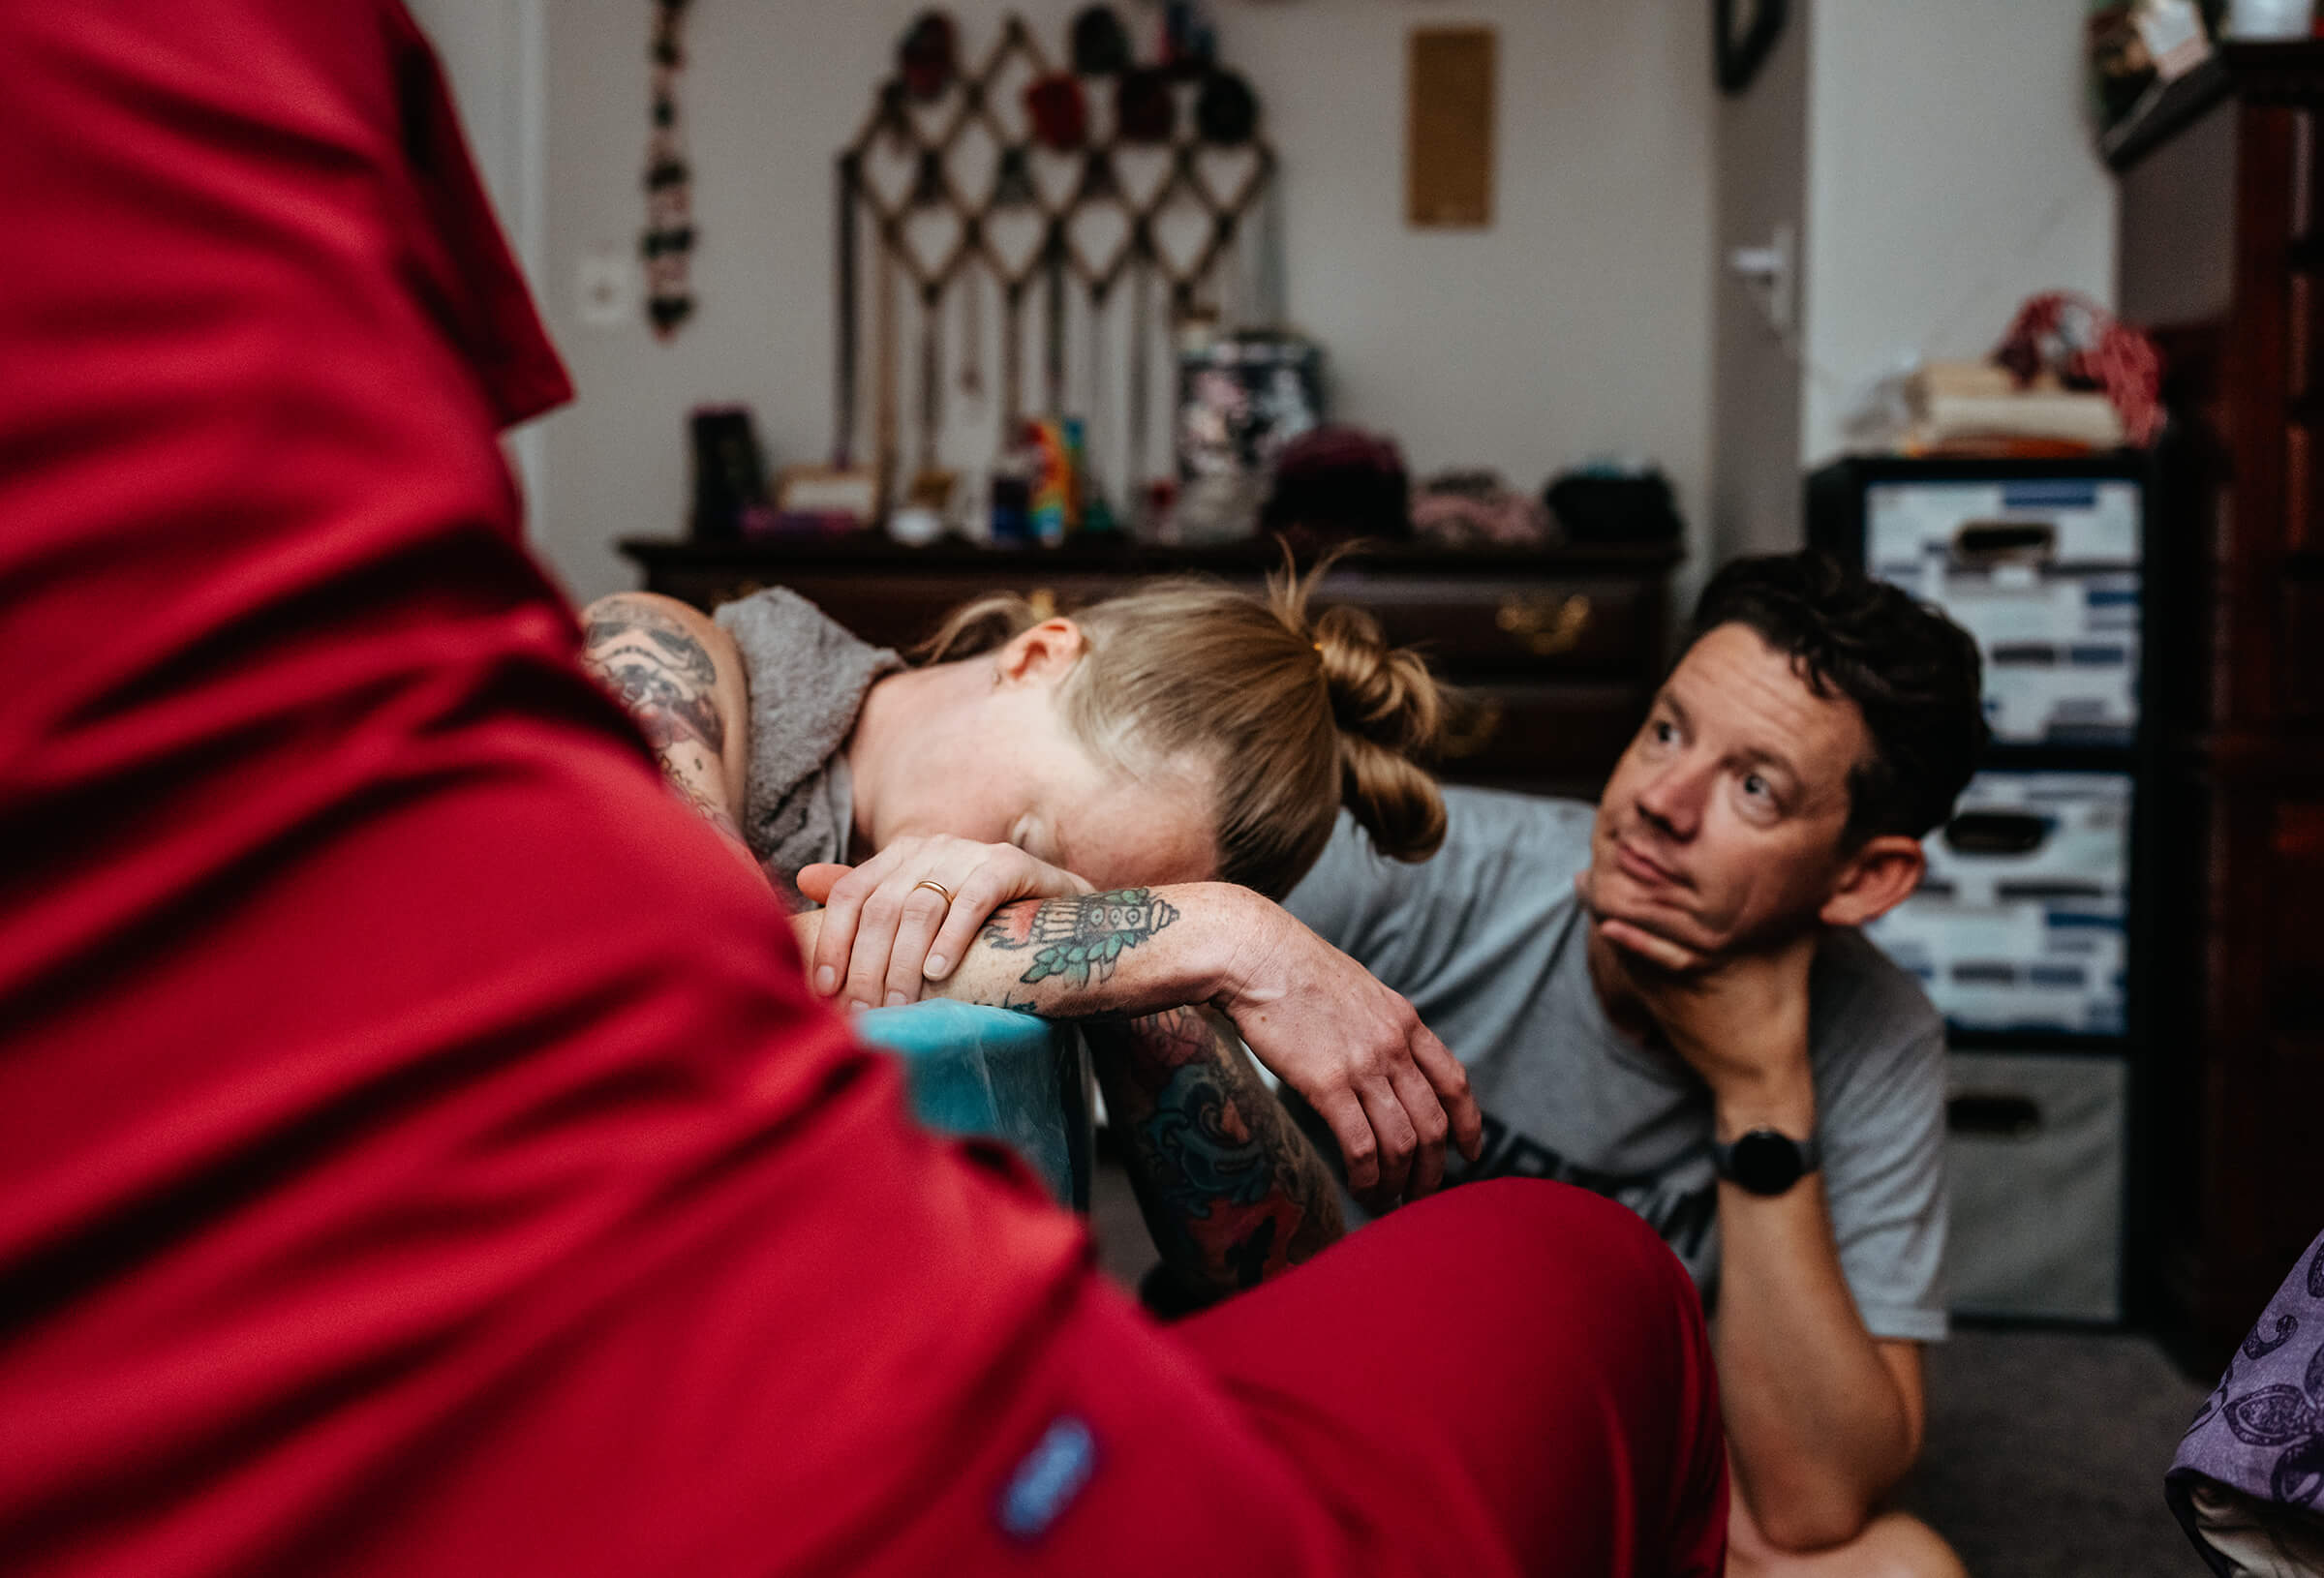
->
[1634,754,1709,839]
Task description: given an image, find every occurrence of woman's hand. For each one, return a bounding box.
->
[1205,891,1483,1209]
[797,835,1092,1011]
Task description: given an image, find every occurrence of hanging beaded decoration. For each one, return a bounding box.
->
[833,11,1273,506]
[641,0,697,337]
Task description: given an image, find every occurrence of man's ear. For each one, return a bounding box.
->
[1819,834,1925,929]
[994,618,1087,685]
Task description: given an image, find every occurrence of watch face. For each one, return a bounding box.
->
[1729,1130,1807,1196]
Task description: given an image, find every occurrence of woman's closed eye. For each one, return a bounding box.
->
[1006,817,1059,866]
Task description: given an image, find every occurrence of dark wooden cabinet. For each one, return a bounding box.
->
[2112,42,2324,1356]
[617,536,1681,801]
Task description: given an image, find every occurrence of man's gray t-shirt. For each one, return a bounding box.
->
[1285,786,1950,1342]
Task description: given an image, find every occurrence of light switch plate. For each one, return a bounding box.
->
[574,247,640,329]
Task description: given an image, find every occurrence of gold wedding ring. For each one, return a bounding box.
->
[910,879,956,904]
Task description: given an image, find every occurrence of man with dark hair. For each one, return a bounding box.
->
[1284,549,1987,1578]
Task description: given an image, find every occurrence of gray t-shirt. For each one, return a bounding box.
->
[1284,786,1950,1342]
[714,588,900,893]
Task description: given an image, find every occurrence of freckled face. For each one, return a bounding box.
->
[1586,623,1871,956]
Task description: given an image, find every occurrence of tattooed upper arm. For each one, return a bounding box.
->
[580,593,749,827]
[581,596,724,753]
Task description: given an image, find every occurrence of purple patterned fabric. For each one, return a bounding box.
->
[2169,1230,2324,1571]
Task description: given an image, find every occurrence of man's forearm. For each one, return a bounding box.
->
[1713,1074,1919,1549]
[1084,1006,1342,1302]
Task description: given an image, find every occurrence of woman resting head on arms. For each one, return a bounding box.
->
[581,566,1482,1229]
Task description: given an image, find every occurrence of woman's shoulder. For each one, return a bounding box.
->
[715,586,899,682]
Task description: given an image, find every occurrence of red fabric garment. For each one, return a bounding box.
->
[0,6,1725,1575]
[1176,1179,1731,1578]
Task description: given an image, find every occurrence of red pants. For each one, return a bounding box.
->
[0,5,1724,1574]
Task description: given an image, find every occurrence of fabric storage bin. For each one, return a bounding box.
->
[1864,476,2141,745]
[1943,1051,2126,1321]
[1866,772,2133,1035]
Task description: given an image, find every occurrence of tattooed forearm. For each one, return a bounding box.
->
[979,889,1181,988]
[933,892,1337,1293]
[1086,1005,1342,1304]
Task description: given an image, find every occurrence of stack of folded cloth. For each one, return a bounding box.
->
[1902,360,2127,455]
[1411,470,1551,549]
[1258,424,1411,549]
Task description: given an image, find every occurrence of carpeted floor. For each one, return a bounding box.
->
[1086,1157,2214,1576]
[1901,1325,2208,1577]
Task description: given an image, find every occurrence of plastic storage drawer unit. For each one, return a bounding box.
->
[1864,476,2142,746]
[1943,1051,2127,1321]
[1865,771,2133,1036]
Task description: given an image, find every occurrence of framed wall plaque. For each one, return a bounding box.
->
[1406,26,1496,228]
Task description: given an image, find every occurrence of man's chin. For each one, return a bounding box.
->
[1586,865,1709,943]
[1592,857,1681,910]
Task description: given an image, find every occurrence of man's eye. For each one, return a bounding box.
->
[1743,773,1768,797]
[1650,719,1676,744]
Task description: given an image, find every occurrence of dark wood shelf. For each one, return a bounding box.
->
[2103,42,2324,173]
[2116,42,2324,1354]
[617,533,1686,579]
[2103,55,2232,172]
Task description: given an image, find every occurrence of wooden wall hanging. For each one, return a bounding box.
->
[833,12,1276,512]
[1407,26,1496,229]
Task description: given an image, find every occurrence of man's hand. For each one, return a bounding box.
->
[798,836,1092,1011]
[1575,867,1816,1121]
[1205,888,1483,1208]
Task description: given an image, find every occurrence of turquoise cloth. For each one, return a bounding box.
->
[853,1001,1093,1210]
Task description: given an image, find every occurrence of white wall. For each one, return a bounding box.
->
[533,1,1716,605]
[405,0,551,533]
[1710,0,1812,563]
[406,0,545,271]
[1800,0,2116,467]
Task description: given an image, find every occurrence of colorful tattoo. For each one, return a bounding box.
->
[979,889,1182,988]
[1087,1006,1342,1302]
[1139,1062,1273,1217]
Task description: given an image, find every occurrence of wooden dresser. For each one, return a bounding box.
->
[2112,43,2324,1356]
[617,536,1681,801]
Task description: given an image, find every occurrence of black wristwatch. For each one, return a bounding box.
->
[1712,1128,1820,1197]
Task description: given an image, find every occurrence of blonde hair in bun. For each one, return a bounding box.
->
[918,546,1449,898]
